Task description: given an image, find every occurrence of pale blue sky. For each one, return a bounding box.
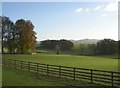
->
[2,2,118,41]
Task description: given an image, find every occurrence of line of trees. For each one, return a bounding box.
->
[80,39,119,55]
[39,39,119,55]
[1,16,37,54]
[40,39,74,51]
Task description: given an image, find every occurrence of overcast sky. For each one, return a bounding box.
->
[2,2,118,41]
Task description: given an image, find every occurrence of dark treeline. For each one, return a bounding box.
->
[40,39,74,51]
[80,39,119,55]
[1,16,37,54]
[39,39,119,55]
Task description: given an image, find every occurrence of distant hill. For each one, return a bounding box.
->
[70,39,99,45]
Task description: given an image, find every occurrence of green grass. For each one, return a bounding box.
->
[3,54,119,72]
[2,66,66,86]
[3,66,91,86]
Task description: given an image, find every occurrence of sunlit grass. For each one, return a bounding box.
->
[3,54,118,72]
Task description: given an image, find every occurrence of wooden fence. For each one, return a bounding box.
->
[2,59,120,87]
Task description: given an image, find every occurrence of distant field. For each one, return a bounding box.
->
[2,54,119,72]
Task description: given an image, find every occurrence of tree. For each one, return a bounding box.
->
[15,19,26,53]
[118,40,120,55]
[1,16,15,53]
[40,40,59,49]
[56,44,60,54]
[59,39,73,50]
[79,44,96,55]
[96,39,117,55]
[79,44,84,55]
[40,39,74,54]
[15,19,36,53]
[87,44,96,55]
[1,16,37,54]
[26,20,37,53]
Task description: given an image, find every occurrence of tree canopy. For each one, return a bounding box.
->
[96,39,117,55]
[40,39,73,51]
[79,39,118,55]
[1,16,37,54]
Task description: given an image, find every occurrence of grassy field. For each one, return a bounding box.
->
[2,66,66,86]
[3,66,91,86]
[2,54,119,72]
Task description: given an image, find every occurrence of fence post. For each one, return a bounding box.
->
[111,72,113,87]
[91,69,93,85]
[73,68,75,80]
[37,63,39,73]
[21,61,22,69]
[28,62,30,71]
[59,66,61,78]
[47,64,49,75]
[14,60,16,69]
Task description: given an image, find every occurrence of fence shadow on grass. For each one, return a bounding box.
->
[2,58,120,87]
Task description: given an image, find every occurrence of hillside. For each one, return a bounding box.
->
[70,39,99,45]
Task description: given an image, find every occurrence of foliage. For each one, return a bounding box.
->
[118,40,120,55]
[40,39,73,51]
[40,40,59,50]
[79,44,96,55]
[1,16,15,53]
[96,39,117,55]
[15,19,36,53]
[79,39,118,55]
[1,16,37,54]
[59,39,74,50]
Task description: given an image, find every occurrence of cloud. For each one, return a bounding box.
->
[103,2,118,12]
[86,8,90,12]
[94,5,103,11]
[75,8,83,13]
